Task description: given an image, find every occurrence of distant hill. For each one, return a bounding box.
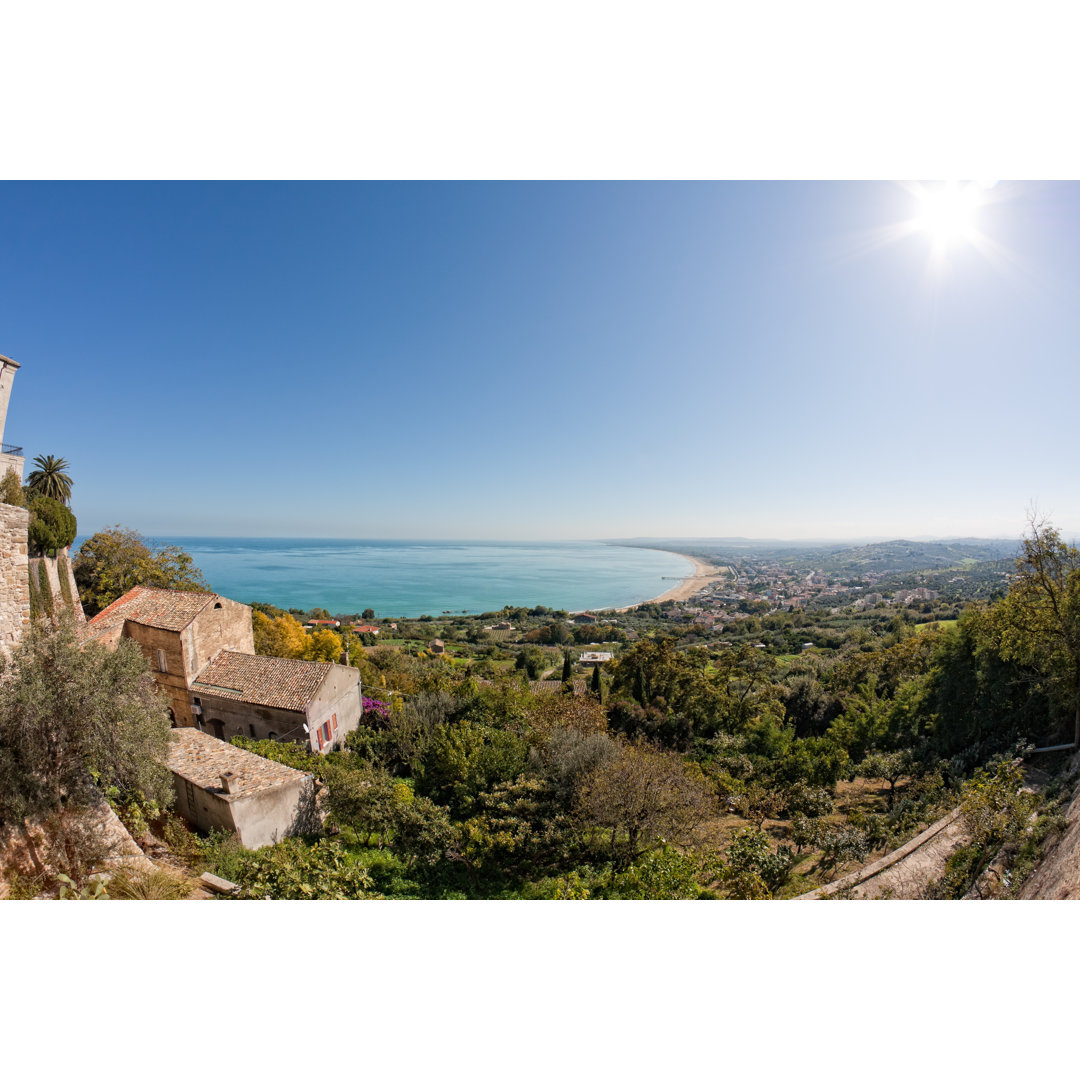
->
[786,539,1020,576]
[617,537,1020,576]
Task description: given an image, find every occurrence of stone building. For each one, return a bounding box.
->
[0,356,29,661]
[83,585,363,753]
[0,354,25,484]
[191,649,361,751]
[166,728,318,848]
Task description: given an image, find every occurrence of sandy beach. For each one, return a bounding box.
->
[613,552,725,612]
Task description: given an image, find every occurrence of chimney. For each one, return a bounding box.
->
[219,770,237,794]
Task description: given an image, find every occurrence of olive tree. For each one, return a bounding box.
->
[575,741,716,869]
[0,615,174,826]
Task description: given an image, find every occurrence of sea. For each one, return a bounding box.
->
[80,538,693,618]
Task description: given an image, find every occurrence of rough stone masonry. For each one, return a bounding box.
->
[0,502,31,661]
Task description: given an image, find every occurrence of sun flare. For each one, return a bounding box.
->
[913,182,983,246]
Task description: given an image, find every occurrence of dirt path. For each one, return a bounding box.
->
[844,813,970,898]
[798,809,970,899]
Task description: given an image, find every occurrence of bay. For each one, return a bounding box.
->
[91,538,693,618]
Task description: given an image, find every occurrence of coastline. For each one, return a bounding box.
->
[136,537,723,617]
[610,551,725,612]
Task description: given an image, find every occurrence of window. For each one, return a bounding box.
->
[157,649,167,673]
[268,731,277,740]
[316,727,324,750]
[249,724,256,737]
[322,721,331,743]
[332,713,338,732]
[213,602,223,609]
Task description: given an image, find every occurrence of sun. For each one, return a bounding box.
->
[912,181,983,247]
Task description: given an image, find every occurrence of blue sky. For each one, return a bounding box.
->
[2,180,1077,541]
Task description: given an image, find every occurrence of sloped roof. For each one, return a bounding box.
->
[84,585,219,639]
[193,650,334,712]
[166,728,309,798]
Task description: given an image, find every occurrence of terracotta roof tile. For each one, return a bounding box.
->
[193,650,333,712]
[84,586,219,639]
[166,728,309,798]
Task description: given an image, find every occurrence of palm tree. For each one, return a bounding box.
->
[26,455,73,504]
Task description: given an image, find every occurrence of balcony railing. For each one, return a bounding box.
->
[0,444,23,456]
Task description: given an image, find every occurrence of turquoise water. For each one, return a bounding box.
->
[105,538,693,617]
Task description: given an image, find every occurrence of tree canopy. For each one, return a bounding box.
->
[27,494,77,556]
[993,518,1080,743]
[26,455,73,505]
[73,526,209,617]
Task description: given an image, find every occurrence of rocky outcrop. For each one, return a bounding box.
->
[1018,753,1080,899]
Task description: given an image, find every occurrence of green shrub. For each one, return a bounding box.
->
[162,814,205,869]
[27,495,76,556]
[723,828,795,897]
[611,847,703,899]
[232,838,376,899]
[3,869,44,899]
[0,468,25,507]
[931,844,985,899]
[197,829,247,883]
[231,735,326,778]
[103,786,164,838]
[959,758,1033,849]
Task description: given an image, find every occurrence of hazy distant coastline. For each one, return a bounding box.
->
[606,549,723,610]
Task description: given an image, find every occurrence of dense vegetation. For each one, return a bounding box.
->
[157,520,1079,900]
[16,520,1072,899]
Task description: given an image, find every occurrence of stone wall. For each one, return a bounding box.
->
[124,621,201,726]
[189,691,309,744]
[0,502,30,661]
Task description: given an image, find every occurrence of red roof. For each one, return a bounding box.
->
[84,586,219,640]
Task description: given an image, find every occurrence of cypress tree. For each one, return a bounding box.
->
[28,564,40,620]
[591,663,602,701]
[38,560,55,618]
[562,650,573,682]
[57,554,75,610]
